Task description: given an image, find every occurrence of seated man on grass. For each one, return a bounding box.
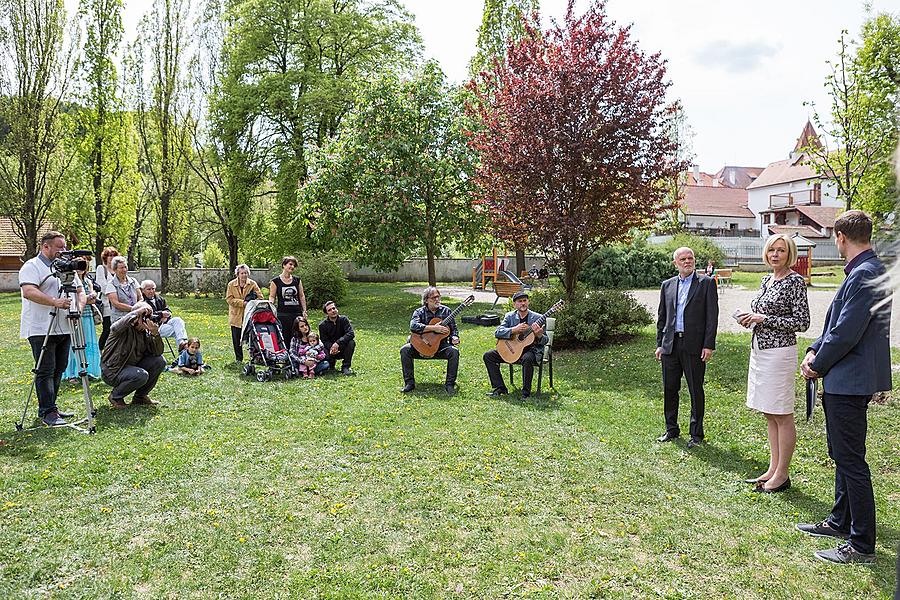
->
[140,279,189,351]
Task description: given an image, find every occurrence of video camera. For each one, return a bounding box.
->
[52,249,92,274]
[149,312,165,324]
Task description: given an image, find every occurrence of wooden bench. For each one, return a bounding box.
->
[490,280,523,309]
[715,268,733,288]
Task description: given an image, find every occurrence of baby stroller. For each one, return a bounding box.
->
[240,300,295,382]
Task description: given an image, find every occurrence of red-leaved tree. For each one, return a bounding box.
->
[467,0,684,298]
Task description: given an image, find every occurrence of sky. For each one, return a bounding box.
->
[107,0,900,173]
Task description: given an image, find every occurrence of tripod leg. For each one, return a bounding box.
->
[68,316,96,433]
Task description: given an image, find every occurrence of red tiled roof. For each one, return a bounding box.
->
[794,120,823,152]
[680,186,754,218]
[768,225,829,239]
[795,205,842,229]
[0,218,54,259]
[715,166,765,189]
[685,171,718,186]
[746,155,820,189]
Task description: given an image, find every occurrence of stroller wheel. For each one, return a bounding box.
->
[256,371,268,382]
[242,364,256,377]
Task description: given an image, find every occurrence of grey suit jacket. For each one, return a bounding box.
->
[656,272,719,355]
[809,250,891,395]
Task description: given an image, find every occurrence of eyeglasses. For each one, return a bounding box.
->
[428,295,441,300]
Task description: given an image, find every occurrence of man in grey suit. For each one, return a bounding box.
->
[797,210,891,565]
[655,247,718,448]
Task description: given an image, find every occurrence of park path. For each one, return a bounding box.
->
[406,284,900,348]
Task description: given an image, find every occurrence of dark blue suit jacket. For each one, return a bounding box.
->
[810,249,891,395]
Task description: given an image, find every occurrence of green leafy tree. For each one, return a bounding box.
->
[0,0,78,258]
[216,0,420,255]
[805,27,897,216]
[301,63,486,285]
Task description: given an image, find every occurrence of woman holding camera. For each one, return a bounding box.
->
[225,264,262,362]
[95,246,119,349]
[737,234,809,493]
[105,255,143,324]
[62,259,102,379]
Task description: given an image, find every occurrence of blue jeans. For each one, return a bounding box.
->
[29,335,70,417]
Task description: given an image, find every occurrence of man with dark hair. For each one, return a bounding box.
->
[101,302,167,408]
[483,290,546,400]
[797,210,891,565]
[19,231,87,426]
[655,246,718,449]
[318,301,355,375]
[400,286,460,395]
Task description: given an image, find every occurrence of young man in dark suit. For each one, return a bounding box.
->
[655,246,719,448]
[797,210,891,565]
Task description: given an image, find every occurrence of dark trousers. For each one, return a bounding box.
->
[99,316,111,350]
[822,392,876,554]
[400,343,459,386]
[231,325,243,361]
[28,335,70,417]
[103,355,167,401]
[660,336,706,439]
[483,348,538,394]
[278,314,300,351]
[327,339,355,369]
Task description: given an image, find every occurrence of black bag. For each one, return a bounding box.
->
[462,313,500,326]
[244,289,259,302]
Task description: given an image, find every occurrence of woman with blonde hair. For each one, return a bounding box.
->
[736,234,810,493]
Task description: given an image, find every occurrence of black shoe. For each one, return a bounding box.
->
[743,476,769,484]
[687,437,702,449]
[486,388,508,397]
[521,391,531,400]
[752,478,790,493]
[41,412,67,426]
[445,384,457,395]
[401,382,415,393]
[796,519,850,540]
[341,367,354,376]
[56,409,75,418]
[656,432,679,443]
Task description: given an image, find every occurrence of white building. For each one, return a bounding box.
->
[747,121,844,238]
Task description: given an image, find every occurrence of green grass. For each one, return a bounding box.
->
[730,266,847,290]
[0,283,897,598]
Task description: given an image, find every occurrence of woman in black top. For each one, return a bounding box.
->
[269,256,307,348]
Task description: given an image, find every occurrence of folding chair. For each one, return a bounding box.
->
[508,317,555,394]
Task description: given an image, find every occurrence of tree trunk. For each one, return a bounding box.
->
[225,226,239,272]
[92,135,105,259]
[426,246,437,287]
[515,246,526,277]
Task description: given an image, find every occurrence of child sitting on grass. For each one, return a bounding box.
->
[173,337,205,376]
[296,331,325,379]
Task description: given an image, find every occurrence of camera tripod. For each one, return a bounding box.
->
[16,280,96,434]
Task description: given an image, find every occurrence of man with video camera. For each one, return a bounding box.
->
[100,301,166,408]
[140,280,189,351]
[19,231,88,426]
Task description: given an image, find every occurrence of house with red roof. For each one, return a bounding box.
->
[747,121,844,238]
[679,185,757,236]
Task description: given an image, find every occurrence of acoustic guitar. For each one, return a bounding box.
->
[495,299,564,363]
[409,295,475,357]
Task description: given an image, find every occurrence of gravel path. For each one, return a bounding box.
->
[406,284,900,348]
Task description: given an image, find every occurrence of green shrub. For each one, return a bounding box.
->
[579,242,673,289]
[296,254,348,311]
[202,244,227,269]
[528,284,652,348]
[197,270,230,297]
[166,270,194,297]
[661,233,725,268]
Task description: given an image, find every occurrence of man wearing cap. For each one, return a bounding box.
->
[483,290,547,399]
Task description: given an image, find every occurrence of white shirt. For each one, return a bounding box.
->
[19,254,84,338]
[95,264,114,313]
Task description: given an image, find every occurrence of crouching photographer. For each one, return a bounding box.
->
[100,302,166,408]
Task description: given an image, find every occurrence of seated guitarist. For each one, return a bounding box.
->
[483,290,547,399]
[400,287,460,395]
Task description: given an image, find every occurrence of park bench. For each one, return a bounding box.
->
[715,268,733,288]
[490,280,523,310]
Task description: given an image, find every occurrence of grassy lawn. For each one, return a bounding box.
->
[730,266,847,290]
[0,283,897,598]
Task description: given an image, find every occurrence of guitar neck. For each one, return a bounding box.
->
[439,303,467,326]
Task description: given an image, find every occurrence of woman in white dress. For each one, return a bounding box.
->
[736,234,810,493]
